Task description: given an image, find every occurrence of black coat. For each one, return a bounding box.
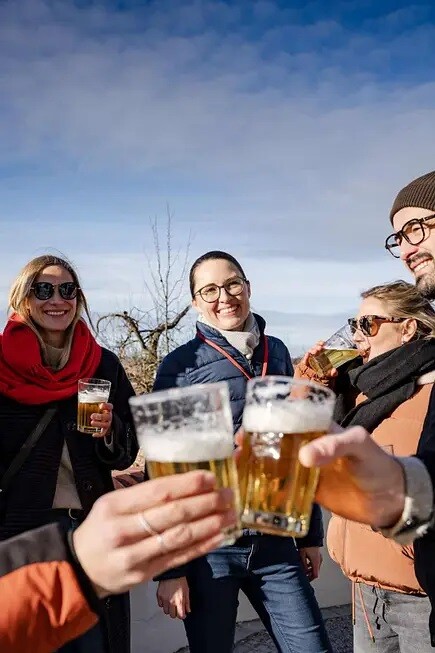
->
[415,386,435,647]
[0,347,139,653]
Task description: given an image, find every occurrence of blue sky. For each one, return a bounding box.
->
[1,0,435,354]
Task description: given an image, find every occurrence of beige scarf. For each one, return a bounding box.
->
[198,312,260,360]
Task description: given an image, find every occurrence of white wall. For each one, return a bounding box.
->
[130,510,350,653]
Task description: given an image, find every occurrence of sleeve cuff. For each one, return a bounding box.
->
[378,456,434,545]
[66,530,102,616]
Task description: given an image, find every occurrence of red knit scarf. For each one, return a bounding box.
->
[0,315,102,405]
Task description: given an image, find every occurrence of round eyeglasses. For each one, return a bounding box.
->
[385,213,435,258]
[194,277,247,303]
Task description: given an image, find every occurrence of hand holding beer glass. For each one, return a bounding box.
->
[129,382,242,546]
[77,378,112,435]
[240,376,335,537]
[307,324,360,375]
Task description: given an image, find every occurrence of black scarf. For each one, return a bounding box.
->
[337,339,435,433]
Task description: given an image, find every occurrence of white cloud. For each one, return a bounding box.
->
[0,0,433,348]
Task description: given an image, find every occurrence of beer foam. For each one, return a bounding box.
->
[242,401,333,434]
[78,391,109,404]
[137,428,234,463]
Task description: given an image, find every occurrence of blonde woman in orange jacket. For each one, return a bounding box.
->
[296,280,435,653]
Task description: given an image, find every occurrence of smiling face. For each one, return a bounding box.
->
[352,296,416,362]
[26,265,78,347]
[192,258,251,331]
[393,207,435,300]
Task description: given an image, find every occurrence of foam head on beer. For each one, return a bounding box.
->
[78,390,109,404]
[137,428,234,463]
[243,399,333,435]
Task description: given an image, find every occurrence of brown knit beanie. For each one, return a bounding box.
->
[390,171,435,223]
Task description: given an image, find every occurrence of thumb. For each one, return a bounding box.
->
[234,428,244,447]
[298,426,368,467]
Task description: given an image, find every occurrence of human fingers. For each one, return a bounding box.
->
[74,506,233,597]
[234,428,244,448]
[169,604,178,619]
[98,486,236,547]
[298,550,309,575]
[309,341,326,355]
[234,428,247,465]
[126,508,238,571]
[298,426,368,468]
[308,549,322,580]
[105,470,218,515]
[175,592,187,620]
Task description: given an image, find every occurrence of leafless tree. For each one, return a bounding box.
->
[96,208,192,393]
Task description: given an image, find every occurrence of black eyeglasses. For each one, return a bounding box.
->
[385,213,435,258]
[347,315,405,337]
[194,277,247,303]
[31,282,80,301]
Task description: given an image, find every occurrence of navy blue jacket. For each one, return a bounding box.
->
[154,314,324,554]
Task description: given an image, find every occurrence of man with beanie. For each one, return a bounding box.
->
[385,170,435,647]
[388,170,435,299]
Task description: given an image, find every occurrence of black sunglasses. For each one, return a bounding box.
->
[347,315,404,337]
[31,282,80,301]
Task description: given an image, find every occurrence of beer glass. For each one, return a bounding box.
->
[240,376,335,537]
[307,324,359,375]
[129,382,242,546]
[77,378,111,434]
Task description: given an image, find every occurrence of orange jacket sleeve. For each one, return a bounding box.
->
[0,523,99,653]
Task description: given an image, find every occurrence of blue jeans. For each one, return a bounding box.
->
[54,514,107,653]
[184,535,332,653]
[354,581,433,653]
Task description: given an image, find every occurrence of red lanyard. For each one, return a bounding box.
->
[196,332,269,380]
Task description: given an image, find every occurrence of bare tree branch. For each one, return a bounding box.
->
[96,211,192,392]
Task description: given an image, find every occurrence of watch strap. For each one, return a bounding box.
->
[378,456,434,544]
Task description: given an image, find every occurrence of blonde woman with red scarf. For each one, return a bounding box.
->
[0,254,138,653]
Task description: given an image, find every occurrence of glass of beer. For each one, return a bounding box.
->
[129,382,242,546]
[240,376,335,537]
[77,378,111,434]
[307,324,360,375]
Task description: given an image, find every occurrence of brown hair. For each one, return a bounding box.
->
[8,254,92,368]
[361,280,435,339]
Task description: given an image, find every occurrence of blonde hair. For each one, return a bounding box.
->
[361,280,435,339]
[8,254,92,368]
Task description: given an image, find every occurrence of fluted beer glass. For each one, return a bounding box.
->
[129,382,242,546]
[240,376,335,537]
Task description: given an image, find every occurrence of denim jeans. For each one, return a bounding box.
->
[54,514,107,653]
[354,581,433,653]
[184,534,332,653]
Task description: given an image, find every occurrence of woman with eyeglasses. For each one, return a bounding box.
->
[152,250,331,653]
[0,254,138,653]
[296,280,435,653]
